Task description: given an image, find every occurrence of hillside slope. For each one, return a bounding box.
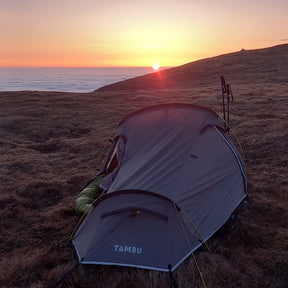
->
[97,44,288,91]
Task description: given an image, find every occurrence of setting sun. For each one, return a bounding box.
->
[0,1,287,67]
[153,63,160,70]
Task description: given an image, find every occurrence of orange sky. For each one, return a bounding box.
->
[1,0,288,67]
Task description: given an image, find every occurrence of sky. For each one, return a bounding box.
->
[1,0,288,67]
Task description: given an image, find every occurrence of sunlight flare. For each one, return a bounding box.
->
[153,62,160,70]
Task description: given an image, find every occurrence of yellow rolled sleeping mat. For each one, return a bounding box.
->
[75,175,104,214]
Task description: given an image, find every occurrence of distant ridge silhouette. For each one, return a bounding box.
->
[97,44,288,91]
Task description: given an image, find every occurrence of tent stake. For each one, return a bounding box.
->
[50,262,81,288]
[168,264,179,288]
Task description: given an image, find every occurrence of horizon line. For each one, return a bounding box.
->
[0,65,174,69]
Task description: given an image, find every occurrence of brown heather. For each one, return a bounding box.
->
[0,44,287,287]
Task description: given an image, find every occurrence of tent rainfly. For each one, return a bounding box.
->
[73,103,247,272]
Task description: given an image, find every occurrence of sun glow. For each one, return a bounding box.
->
[153,62,160,70]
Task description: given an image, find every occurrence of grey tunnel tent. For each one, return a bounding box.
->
[73,103,247,272]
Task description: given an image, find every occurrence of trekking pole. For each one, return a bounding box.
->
[226,83,233,133]
[227,83,233,102]
[220,76,227,130]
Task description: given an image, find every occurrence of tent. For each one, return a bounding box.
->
[73,103,247,272]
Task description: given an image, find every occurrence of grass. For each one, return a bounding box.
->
[0,45,287,288]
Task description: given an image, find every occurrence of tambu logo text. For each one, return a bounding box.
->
[114,244,143,254]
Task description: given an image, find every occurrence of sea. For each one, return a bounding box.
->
[0,67,166,93]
